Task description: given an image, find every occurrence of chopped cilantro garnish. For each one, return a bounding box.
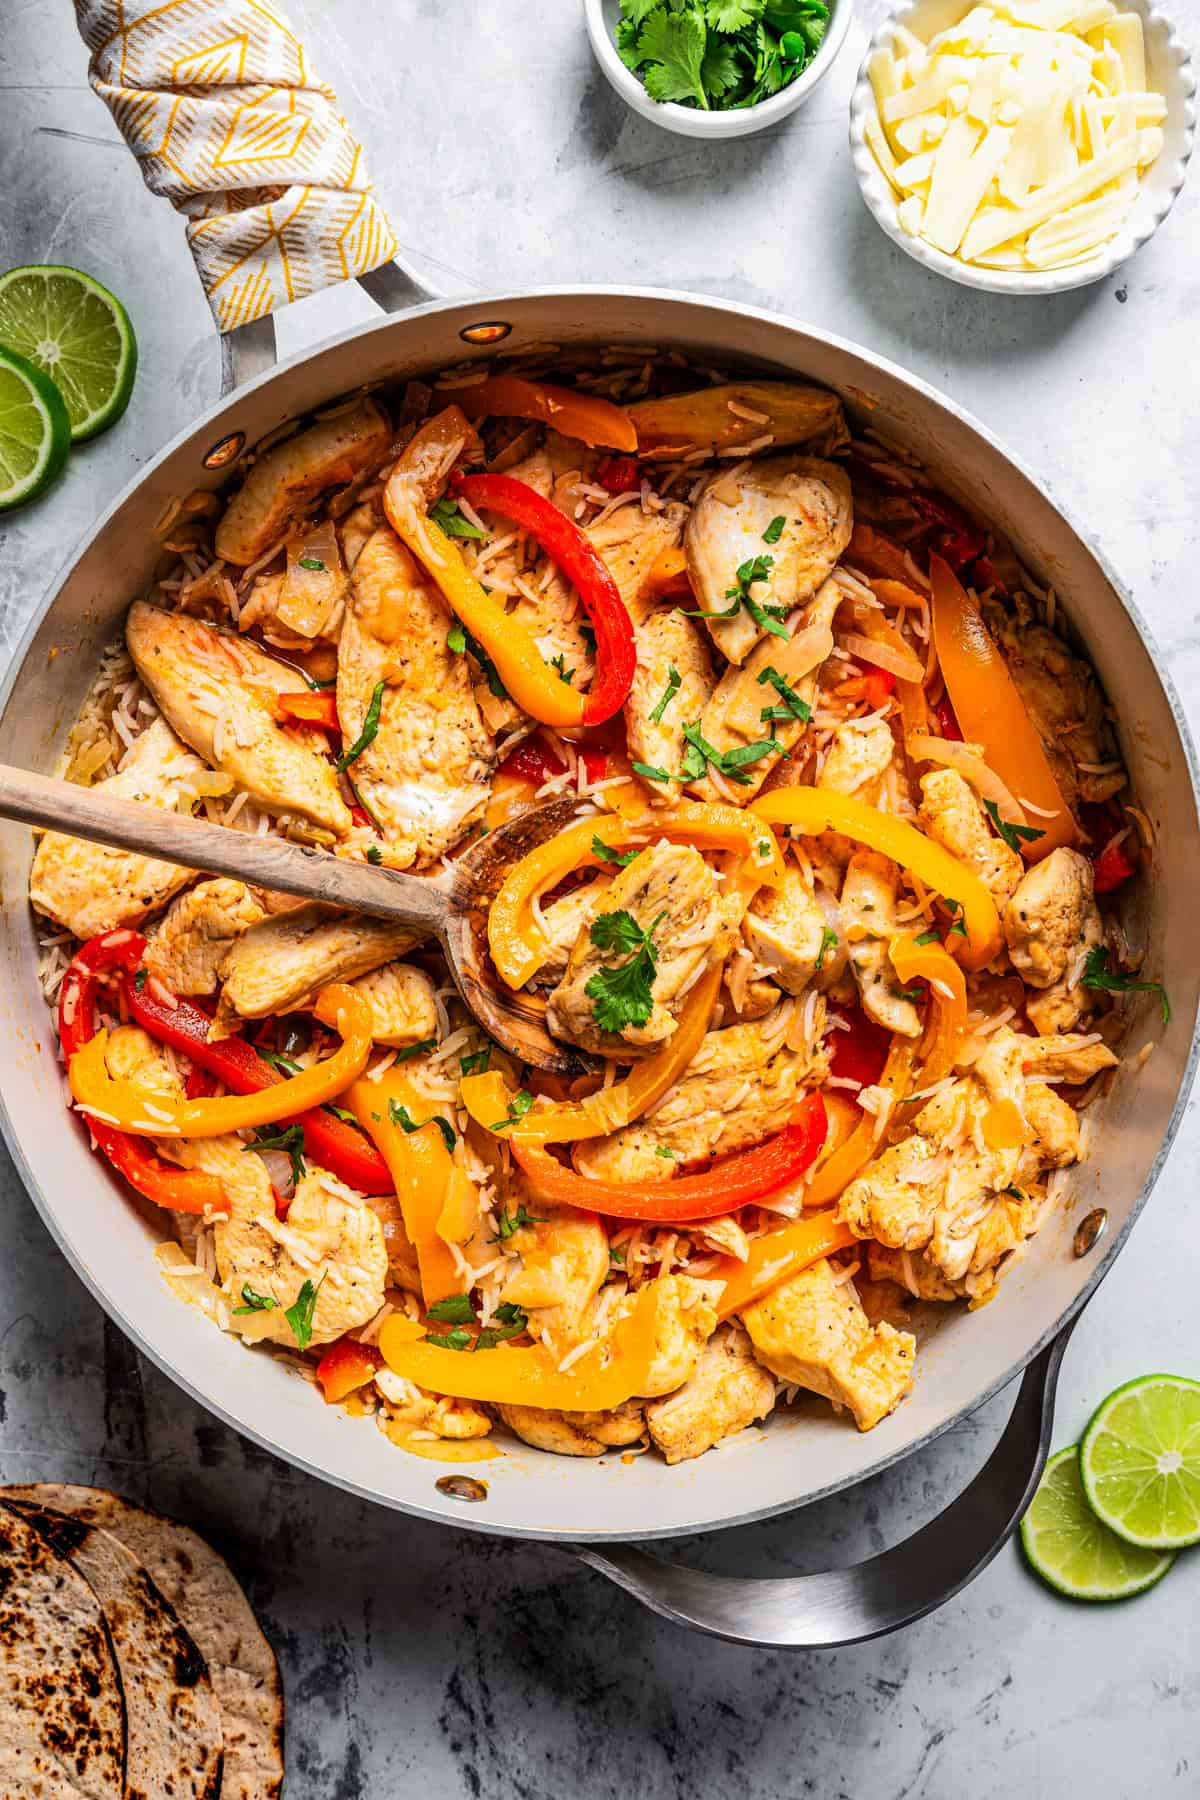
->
[246,1123,307,1186]
[430,497,486,539]
[298,555,326,571]
[983,798,1046,854]
[366,843,382,865]
[233,1284,277,1315]
[679,718,785,786]
[255,1046,302,1076]
[649,664,682,725]
[891,983,927,1004]
[284,1273,325,1350]
[323,1104,361,1126]
[427,1293,476,1324]
[133,967,148,992]
[943,898,968,938]
[654,1145,678,1160]
[388,1095,456,1150]
[457,625,508,699]
[592,835,640,867]
[447,621,467,655]
[1081,946,1169,1023]
[585,908,666,1035]
[474,1302,529,1350]
[1003,1185,1025,1200]
[426,1326,473,1351]
[814,926,838,971]
[915,928,941,946]
[609,1243,628,1266]
[756,664,812,722]
[494,1202,543,1241]
[762,514,786,545]
[550,652,576,685]
[489,1089,534,1132]
[460,1046,492,1076]
[336,680,384,772]
[395,1037,438,1062]
[632,760,671,784]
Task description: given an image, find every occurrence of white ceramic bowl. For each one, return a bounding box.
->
[584,0,856,138]
[849,0,1196,293]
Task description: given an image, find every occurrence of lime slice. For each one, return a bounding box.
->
[0,265,137,442]
[1080,1373,1200,1550]
[0,346,72,512]
[1020,1444,1174,1600]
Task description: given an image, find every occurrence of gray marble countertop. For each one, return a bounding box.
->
[2,2,1198,1794]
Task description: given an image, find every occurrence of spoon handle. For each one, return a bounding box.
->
[0,763,450,935]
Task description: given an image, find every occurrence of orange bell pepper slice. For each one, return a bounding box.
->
[461,960,723,1144]
[378,1280,660,1407]
[929,554,1074,859]
[713,1211,857,1319]
[749,788,1002,972]
[805,1039,918,1209]
[451,374,638,452]
[343,1070,464,1307]
[890,933,967,1091]
[68,984,373,1138]
[275,690,340,731]
[488,807,784,990]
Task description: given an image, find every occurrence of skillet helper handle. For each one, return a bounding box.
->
[0,762,449,938]
[70,0,425,388]
[571,1320,1076,1649]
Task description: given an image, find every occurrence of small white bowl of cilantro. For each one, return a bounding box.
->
[585,0,854,137]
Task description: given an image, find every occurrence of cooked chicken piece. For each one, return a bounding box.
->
[1023,1082,1082,1167]
[546,842,738,1059]
[743,863,829,995]
[818,716,895,799]
[840,852,923,1037]
[374,1369,491,1441]
[983,593,1125,807]
[339,500,383,574]
[215,398,392,566]
[1020,1033,1118,1085]
[339,525,493,867]
[493,1401,645,1459]
[838,1029,1077,1298]
[145,878,268,996]
[918,767,1023,900]
[104,1023,179,1097]
[690,1214,751,1261]
[236,526,349,651]
[126,602,351,837]
[690,577,839,803]
[624,606,715,788]
[215,905,421,1025]
[1004,848,1101,992]
[741,1258,915,1431]
[588,500,689,622]
[866,1242,960,1303]
[349,960,438,1047]
[500,1199,611,1354]
[645,1321,776,1464]
[164,1150,387,1348]
[685,456,852,666]
[574,1004,827,1183]
[535,877,612,986]
[612,1274,724,1396]
[30,718,210,938]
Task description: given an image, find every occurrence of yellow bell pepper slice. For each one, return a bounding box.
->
[378,1281,659,1408]
[461,960,723,1145]
[749,788,1002,971]
[343,1070,464,1307]
[930,554,1074,860]
[68,984,373,1138]
[890,933,967,1091]
[713,1212,857,1319]
[805,1039,918,1209]
[384,475,585,731]
[489,806,784,990]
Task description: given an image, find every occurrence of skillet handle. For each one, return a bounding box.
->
[571,1319,1076,1649]
[70,0,433,392]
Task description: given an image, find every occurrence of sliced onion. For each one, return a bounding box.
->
[908,732,1029,826]
[840,632,924,684]
[725,622,833,737]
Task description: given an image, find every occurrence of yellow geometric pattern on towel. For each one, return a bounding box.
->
[73,0,398,332]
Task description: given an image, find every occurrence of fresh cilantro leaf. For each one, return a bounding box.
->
[247,1123,306,1186]
[580,621,597,655]
[616,14,645,69]
[298,556,327,573]
[336,680,384,772]
[592,835,640,867]
[233,1284,278,1315]
[494,1202,543,1241]
[983,798,1046,854]
[756,664,811,721]
[590,908,654,956]
[431,1116,457,1154]
[726,552,774,598]
[650,664,683,725]
[366,843,382,865]
[609,1243,628,1266]
[474,1319,529,1350]
[585,908,666,1034]
[395,1037,438,1062]
[718,737,783,775]
[632,760,671,784]
[654,1145,679,1160]
[891,983,927,1004]
[430,497,486,539]
[284,1273,325,1351]
[1080,946,1170,1024]
[638,5,710,107]
[447,621,467,655]
[761,513,786,544]
[814,926,838,971]
[707,0,760,28]
[620,0,661,26]
[427,1326,473,1351]
[744,592,791,641]
[133,967,148,992]
[700,33,743,95]
[460,1046,492,1076]
[943,898,968,938]
[387,1096,455,1151]
[757,839,772,857]
[1003,1184,1025,1200]
[915,928,941,946]
[493,1301,527,1328]
[457,625,508,699]
[323,1104,363,1128]
[427,1293,476,1324]
[550,652,575,685]
[255,1046,302,1076]
[489,1089,534,1132]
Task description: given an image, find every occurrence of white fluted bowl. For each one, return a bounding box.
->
[849,0,1196,293]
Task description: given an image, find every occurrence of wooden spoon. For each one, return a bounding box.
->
[0,766,596,1075]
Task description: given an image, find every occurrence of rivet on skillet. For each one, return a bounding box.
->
[459,321,512,345]
[202,430,246,469]
[436,1475,489,1502]
[1073,1208,1108,1257]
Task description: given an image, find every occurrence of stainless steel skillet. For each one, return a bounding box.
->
[2,30,1197,1657]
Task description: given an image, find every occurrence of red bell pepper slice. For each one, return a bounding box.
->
[276,690,340,732]
[828,1006,891,1091]
[58,932,223,1215]
[934,695,964,742]
[909,490,987,572]
[1092,837,1137,893]
[124,978,394,1196]
[316,1336,382,1402]
[499,738,607,788]
[451,472,637,725]
[861,663,897,711]
[595,454,641,495]
[511,1092,827,1222]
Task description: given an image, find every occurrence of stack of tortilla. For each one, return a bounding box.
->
[0,1484,283,1799]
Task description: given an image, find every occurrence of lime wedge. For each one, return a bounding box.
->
[0,346,72,512]
[1020,1444,1174,1600]
[1080,1373,1200,1550]
[0,265,136,442]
